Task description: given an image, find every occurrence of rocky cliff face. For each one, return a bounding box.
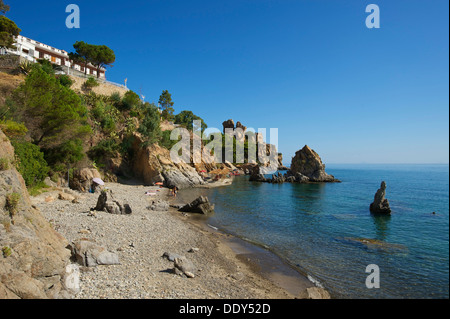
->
[0,129,72,298]
[289,145,339,182]
[131,133,205,189]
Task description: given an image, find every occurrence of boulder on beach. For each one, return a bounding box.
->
[370,181,392,215]
[94,190,132,215]
[289,145,339,182]
[69,239,120,267]
[179,196,215,215]
[148,199,169,211]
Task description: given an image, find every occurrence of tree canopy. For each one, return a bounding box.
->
[69,41,115,77]
[174,110,207,132]
[70,41,92,74]
[138,102,162,146]
[90,44,115,78]
[0,0,10,14]
[158,90,175,121]
[9,66,91,150]
[0,15,20,49]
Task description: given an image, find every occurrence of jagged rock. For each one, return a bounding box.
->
[94,190,132,215]
[289,145,339,182]
[148,199,169,211]
[222,119,235,133]
[69,239,120,267]
[278,153,289,170]
[293,172,310,183]
[132,133,204,189]
[235,121,246,132]
[179,196,215,215]
[370,181,391,214]
[248,165,267,182]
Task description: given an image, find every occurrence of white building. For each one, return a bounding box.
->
[0,35,106,78]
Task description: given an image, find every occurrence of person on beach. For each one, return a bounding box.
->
[173,186,178,197]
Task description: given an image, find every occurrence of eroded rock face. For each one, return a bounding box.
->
[0,129,72,299]
[179,196,215,215]
[289,145,338,182]
[222,119,235,133]
[370,181,391,214]
[69,168,102,192]
[132,133,204,189]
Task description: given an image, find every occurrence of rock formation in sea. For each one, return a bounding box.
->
[288,145,339,182]
[369,181,392,214]
[247,145,340,184]
[0,129,74,298]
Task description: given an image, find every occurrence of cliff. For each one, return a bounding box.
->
[0,129,72,298]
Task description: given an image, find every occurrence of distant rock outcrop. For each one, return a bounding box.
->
[0,129,73,299]
[370,181,391,214]
[289,145,339,182]
[222,119,235,133]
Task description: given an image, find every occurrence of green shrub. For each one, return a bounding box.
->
[43,138,85,169]
[57,74,73,88]
[5,193,20,217]
[2,246,12,258]
[120,90,141,111]
[0,157,9,171]
[0,120,28,139]
[88,139,120,162]
[160,130,178,150]
[83,77,99,91]
[138,102,161,146]
[12,141,49,187]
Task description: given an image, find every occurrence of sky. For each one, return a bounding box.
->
[6,0,449,164]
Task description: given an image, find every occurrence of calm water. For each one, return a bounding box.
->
[181,164,449,299]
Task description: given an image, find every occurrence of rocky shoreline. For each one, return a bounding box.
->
[31,182,328,299]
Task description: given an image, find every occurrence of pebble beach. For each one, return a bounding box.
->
[32,182,299,299]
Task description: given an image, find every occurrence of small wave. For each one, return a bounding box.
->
[307,274,324,288]
[207,224,218,230]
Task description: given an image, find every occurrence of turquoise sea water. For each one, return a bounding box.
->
[182,164,449,298]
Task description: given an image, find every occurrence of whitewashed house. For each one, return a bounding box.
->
[0,35,106,78]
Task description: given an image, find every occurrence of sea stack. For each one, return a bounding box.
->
[288,145,339,182]
[370,181,392,214]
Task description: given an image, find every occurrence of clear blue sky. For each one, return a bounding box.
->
[7,0,449,164]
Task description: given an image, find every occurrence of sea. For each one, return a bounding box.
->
[180,164,449,299]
